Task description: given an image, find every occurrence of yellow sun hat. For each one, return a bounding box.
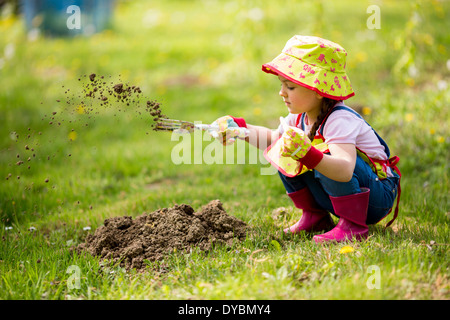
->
[262,35,355,100]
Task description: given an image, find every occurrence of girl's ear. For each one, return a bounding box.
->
[315,92,324,100]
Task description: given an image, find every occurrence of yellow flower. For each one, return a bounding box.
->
[437,136,445,144]
[429,128,436,135]
[355,51,368,63]
[156,85,167,95]
[362,106,372,116]
[207,58,219,69]
[120,69,130,81]
[0,16,16,29]
[68,131,77,141]
[252,94,262,104]
[253,107,262,116]
[76,105,85,114]
[422,33,434,46]
[339,245,355,254]
[405,113,414,122]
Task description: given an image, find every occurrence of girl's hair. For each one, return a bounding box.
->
[307,98,338,141]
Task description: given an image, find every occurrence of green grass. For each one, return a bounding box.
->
[0,0,449,300]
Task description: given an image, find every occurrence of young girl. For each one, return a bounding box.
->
[213,35,401,243]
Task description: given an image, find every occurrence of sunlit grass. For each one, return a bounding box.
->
[0,0,449,300]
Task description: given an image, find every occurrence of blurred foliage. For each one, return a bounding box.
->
[0,0,449,301]
[0,0,448,225]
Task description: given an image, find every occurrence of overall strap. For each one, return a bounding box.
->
[385,156,401,228]
[295,113,306,131]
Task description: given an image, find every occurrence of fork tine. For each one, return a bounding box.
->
[155,119,181,131]
[155,118,195,132]
[156,125,179,130]
[159,118,182,124]
[154,128,173,131]
[155,126,178,131]
[157,119,181,126]
[156,121,181,127]
[158,123,179,128]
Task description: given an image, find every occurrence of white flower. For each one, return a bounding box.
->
[408,65,418,78]
[142,9,161,28]
[83,226,91,231]
[27,28,40,42]
[248,8,264,21]
[9,131,18,141]
[5,226,12,230]
[437,80,447,91]
[4,43,15,60]
[170,11,186,25]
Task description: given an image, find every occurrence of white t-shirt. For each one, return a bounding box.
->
[277,103,393,176]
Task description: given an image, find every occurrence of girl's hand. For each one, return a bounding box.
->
[210,115,248,145]
[214,115,239,131]
[280,127,312,160]
[279,117,312,160]
[278,117,324,169]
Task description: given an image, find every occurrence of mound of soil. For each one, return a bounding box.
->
[76,200,247,271]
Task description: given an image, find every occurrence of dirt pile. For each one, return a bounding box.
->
[76,200,248,271]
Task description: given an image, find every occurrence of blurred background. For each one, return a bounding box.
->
[19,0,115,36]
[0,0,448,226]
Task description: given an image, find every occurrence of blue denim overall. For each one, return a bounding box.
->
[278,106,400,225]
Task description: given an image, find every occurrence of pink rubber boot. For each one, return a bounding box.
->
[284,188,335,234]
[313,188,370,243]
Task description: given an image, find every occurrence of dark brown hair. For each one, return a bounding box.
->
[307,98,338,141]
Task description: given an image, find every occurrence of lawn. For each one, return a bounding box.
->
[0,0,448,301]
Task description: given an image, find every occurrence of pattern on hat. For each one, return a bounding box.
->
[262,35,355,100]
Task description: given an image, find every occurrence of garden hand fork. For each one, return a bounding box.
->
[155,118,249,140]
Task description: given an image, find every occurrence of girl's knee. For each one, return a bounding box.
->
[313,170,361,197]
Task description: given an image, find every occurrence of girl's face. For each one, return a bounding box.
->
[278,76,323,117]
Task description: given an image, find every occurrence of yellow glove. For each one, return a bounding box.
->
[279,117,324,169]
[210,115,249,146]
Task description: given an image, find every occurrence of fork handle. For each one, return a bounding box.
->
[195,124,250,140]
[195,124,219,138]
[195,124,218,131]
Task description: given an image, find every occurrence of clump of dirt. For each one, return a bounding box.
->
[75,73,167,126]
[4,73,167,184]
[3,73,174,225]
[75,200,248,271]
